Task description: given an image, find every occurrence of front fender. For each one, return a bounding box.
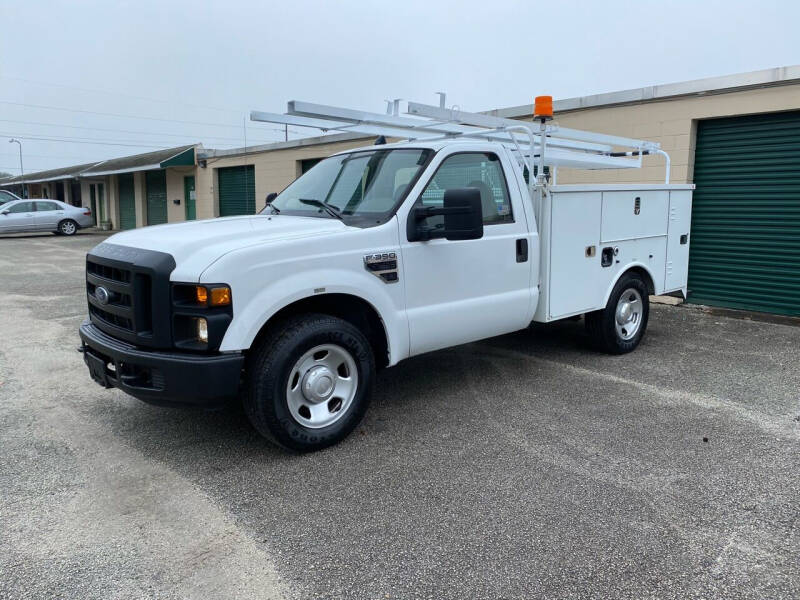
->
[218,267,409,366]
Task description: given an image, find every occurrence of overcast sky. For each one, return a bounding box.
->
[2,0,799,175]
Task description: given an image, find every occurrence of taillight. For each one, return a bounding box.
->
[83,209,91,215]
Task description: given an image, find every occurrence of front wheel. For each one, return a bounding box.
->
[58,219,78,236]
[585,272,650,354]
[244,313,375,452]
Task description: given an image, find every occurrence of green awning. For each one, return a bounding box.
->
[160,147,195,168]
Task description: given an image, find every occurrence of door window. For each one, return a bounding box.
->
[418,152,513,228]
[7,202,34,213]
[35,201,60,211]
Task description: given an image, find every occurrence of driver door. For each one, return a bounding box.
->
[400,148,533,356]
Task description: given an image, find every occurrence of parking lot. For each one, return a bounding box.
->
[0,231,798,599]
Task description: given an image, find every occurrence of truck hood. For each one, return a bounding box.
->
[99,215,349,280]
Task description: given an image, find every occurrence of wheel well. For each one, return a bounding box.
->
[626,266,655,295]
[251,294,390,368]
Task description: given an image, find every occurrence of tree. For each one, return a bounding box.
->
[0,171,13,179]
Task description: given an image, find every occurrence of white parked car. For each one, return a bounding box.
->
[0,199,94,235]
[79,98,693,452]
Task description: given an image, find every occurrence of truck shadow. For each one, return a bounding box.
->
[104,318,592,464]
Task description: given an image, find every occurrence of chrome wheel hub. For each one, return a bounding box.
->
[286,344,358,429]
[302,365,335,403]
[615,288,643,341]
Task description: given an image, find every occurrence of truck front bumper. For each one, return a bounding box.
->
[79,320,244,408]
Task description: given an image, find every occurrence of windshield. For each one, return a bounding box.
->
[262,148,433,226]
[0,190,19,205]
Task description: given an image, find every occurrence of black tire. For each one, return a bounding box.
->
[585,272,649,354]
[58,219,78,236]
[244,313,375,452]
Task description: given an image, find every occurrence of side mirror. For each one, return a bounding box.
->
[408,188,484,242]
[265,192,278,206]
[0,209,8,215]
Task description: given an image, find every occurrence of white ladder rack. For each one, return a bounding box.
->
[250,98,671,183]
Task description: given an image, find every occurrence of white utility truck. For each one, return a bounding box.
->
[79,96,693,451]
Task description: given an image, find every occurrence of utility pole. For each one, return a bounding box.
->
[8,138,24,198]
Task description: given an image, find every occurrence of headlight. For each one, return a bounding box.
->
[196,317,208,343]
[172,283,233,351]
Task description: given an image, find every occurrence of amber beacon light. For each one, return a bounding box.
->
[534,95,553,121]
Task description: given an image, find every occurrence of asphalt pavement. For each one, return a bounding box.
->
[1,231,798,599]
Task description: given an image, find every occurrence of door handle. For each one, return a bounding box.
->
[516,238,528,263]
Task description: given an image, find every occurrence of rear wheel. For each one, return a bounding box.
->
[244,313,375,452]
[586,272,649,354]
[58,219,78,236]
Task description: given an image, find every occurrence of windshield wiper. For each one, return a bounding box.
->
[298,198,344,221]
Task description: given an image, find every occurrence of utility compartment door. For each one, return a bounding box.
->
[664,190,693,292]
[549,191,602,319]
[601,190,669,242]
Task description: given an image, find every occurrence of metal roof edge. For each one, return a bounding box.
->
[80,144,199,177]
[80,164,161,178]
[199,132,370,159]
[488,65,800,118]
[0,161,105,185]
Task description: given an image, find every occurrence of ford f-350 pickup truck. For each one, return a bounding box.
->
[79,98,693,451]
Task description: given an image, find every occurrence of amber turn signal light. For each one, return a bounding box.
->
[210,287,231,307]
[195,285,231,307]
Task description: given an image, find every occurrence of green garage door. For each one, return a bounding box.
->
[688,110,800,316]
[218,165,255,216]
[118,173,136,230]
[145,170,168,226]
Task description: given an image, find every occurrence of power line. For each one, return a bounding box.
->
[0,75,246,115]
[0,118,287,144]
[0,151,110,160]
[1,75,313,138]
[0,100,310,135]
[0,133,173,149]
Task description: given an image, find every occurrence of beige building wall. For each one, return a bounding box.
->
[195,137,372,218]
[166,167,194,224]
[107,175,119,229]
[538,83,800,185]
[133,172,146,228]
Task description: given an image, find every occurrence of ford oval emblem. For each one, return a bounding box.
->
[95,286,110,305]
